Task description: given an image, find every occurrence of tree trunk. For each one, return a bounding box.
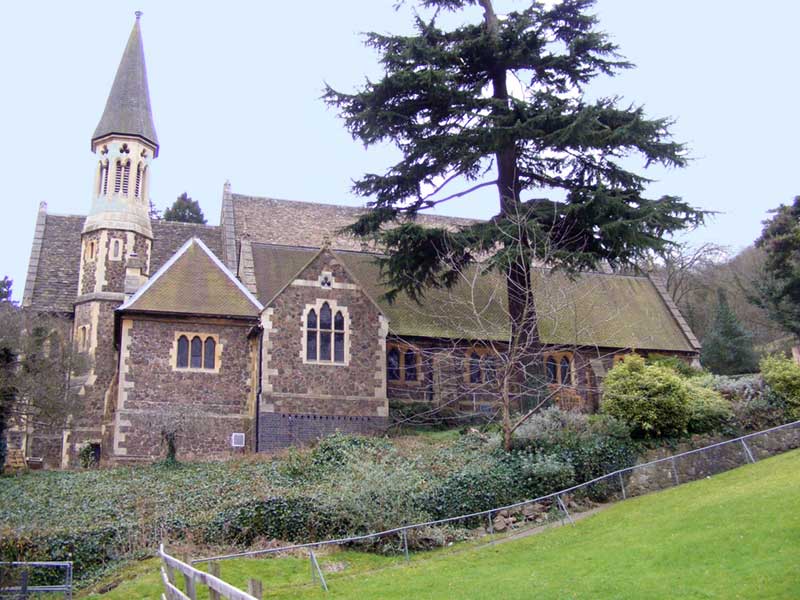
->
[481,0,540,449]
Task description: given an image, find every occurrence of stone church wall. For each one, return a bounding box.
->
[259,251,388,451]
[113,315,256,461]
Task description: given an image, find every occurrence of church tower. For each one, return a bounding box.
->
[69,12,158,466]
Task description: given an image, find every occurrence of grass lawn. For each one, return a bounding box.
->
[83,448,800,599]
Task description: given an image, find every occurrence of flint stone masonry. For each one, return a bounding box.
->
[115,315,256,460]
[259,251,388,450]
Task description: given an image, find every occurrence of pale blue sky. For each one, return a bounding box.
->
[2,1,798,301]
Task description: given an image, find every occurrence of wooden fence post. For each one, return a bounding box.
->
[208,562,221,600]
[247,579,263,599]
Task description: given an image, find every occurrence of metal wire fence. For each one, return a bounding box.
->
[193,419,800,590]
[0,561,73,599]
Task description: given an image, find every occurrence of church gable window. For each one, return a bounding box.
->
[173,333,220,372]
[303,300,349,366]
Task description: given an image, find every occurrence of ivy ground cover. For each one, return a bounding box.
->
[86,448,800,599]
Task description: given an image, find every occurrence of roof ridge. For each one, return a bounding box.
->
[230,192,476,223]
[154,220,220,229]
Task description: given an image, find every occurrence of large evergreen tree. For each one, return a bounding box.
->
[163,192,206,224]
[701,289,758,375]
[324,0,706,447]
[753,197,800,343]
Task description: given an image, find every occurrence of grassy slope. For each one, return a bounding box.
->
[85,448,800,599]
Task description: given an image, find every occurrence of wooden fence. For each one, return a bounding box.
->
[159,545,263,600]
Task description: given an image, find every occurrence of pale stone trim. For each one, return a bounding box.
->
[262,391,387,403]
[170,332,223,374]
[300,299,351,366]
[22,202,47,307]
[75,291,126,303]
[647,274,702,351]
[94,231,109,293]
[116,408,250,419]
[291,277,359,290]
[261,308,276,394]
[375,315,389,399]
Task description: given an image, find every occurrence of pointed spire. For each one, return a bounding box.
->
[92,12,159,155]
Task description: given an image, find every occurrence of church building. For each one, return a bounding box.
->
[16,15,700,468]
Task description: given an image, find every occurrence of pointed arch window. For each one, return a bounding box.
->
[306,309,318,360]
[176,336,189,368]
[544,351,574,386]
[121,160,131,195]
[190,336,203,368]
[386,343,422,383]
[114,160,122,193]
[134,162,143,198]
[303,301,349,365]
[203,338,216,369]
[175,333,220,372]
[469,352,482,384]
[387,347,401,380]
[334,310,345,362]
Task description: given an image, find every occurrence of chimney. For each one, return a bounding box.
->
[124,252,148,297]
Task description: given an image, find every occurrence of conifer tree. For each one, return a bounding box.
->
[701,289,758,375]
[753,197,800,342]
[325,0,704,342]
[163,192,206,224]
[325,0,706,447]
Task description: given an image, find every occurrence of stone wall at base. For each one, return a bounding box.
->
[258,412,388,452]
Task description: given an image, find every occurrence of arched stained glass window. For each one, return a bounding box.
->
[404,348,417,381]
[176,336,189,368]
[559,356,571,385]
[203,337,216,369]
[190,336,202,368]
[387,347,400,380]
[470,352,482,384]
[545,356,558,384]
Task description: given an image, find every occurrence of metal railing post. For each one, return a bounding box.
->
[618,472,627,500]
[671,457,680,485]
[402,528,410,562]
[487,511,494,535]
[741,438,757,464]
[557,495,574,526]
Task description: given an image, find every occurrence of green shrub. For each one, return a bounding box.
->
[685,382,733,434]
[512,408,638,490]
[760,355,800,418]
[417,452,574,520]
[601,354,690,438]
[647,354,701,378]
[310,433,391,469]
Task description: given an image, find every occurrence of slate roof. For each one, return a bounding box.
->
[249,243,697,352]
[92,14,159,153]
[22,213,84,312]
[225,192,475,260]
[120,238,261,318]
[22,211,222,312]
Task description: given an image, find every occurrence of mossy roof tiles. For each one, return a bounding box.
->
[120,238,261,318]
[250,243,695,352]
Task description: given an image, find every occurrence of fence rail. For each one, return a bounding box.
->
[159,545,262,600]
[0,561,73,599]
[194,419,800,566]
